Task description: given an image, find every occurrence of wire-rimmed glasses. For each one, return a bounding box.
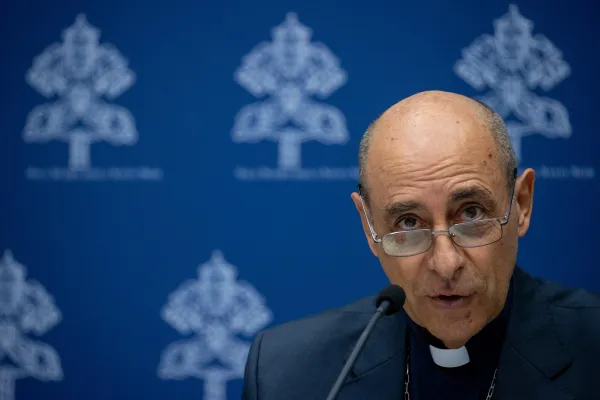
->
[358,174,516,258]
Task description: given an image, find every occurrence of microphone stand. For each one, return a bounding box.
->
[325,300,391,400]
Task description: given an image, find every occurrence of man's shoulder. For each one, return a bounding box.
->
[522,271,600,387]
[525,269,600,339]
[254,297,375,378]
[531,271,600,310]
[247,295,379,396]
[260,295,377,352]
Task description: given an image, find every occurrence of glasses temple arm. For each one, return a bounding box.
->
[501,169,518,225]
[359,196,382,243]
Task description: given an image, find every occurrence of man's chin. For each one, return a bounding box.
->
[425,317,486,349]
[417,304,486,344]
[408,299,483,335]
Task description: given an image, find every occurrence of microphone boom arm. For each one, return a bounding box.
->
[325,300,391,400]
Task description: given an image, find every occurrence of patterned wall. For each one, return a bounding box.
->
[1,1,598,399]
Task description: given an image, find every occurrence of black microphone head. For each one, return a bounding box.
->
[375,285,406,316]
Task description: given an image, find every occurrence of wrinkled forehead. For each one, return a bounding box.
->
[367,168,502,210]
[364,112,505,209]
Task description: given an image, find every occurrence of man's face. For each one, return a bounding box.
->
[352,97,534,348]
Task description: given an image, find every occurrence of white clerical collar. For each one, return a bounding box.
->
[429,345,470,368]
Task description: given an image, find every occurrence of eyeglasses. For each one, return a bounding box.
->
[358,175,516,258]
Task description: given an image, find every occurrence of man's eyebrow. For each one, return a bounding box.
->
[450,186,497,209]
[383,201,423,219]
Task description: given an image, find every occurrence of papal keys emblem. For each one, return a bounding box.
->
[158,251,272,400]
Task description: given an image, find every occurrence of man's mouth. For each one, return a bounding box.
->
[437,295,463,301]
[429,294,473,309]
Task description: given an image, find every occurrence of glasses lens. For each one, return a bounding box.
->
[451,219,502,247]
[382,230,432,257]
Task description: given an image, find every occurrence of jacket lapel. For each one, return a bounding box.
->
[494,267,574,400]
[337,311,408,400]
[495,342,573,400]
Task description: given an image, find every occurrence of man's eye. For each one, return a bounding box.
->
[397,216,421,230]
[461,206,484,221]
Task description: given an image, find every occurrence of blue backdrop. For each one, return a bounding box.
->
[1,1,598,399]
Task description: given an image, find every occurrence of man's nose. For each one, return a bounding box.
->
[428,232,464,280]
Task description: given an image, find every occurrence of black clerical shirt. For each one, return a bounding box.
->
[406,280,514,399]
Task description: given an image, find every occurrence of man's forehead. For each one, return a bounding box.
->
[364,146,503,211]
[366,137,499,189]
[370,172,499,201]
[365,96,501,189]
[380,184,498,210]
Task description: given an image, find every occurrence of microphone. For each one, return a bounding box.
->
[325,285,406,400]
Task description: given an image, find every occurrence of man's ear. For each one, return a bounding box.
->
[351,192,379,257]
[515,168,535,237]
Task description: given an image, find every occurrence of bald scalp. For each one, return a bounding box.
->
[358,91,517,206]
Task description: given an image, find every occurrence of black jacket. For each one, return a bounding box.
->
[242,267,600,399]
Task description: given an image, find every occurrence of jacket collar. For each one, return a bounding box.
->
[340,307,408,399]
[494,266,573,399]
[347,309,407,379]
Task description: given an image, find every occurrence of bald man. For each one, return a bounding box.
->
[242,91,600,400]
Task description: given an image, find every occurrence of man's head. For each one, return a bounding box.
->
[351,90,535,348]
